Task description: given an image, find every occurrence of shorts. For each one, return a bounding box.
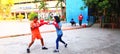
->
[32,34,42,41]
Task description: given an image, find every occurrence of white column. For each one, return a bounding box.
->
[25,12,27,19]
[38,12,40,19]
[14,12,16,20]
[24,12,29,21]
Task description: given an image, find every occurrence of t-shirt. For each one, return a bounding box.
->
[30,21,40,36]
[54,22,63,36]
[79,15,83,20]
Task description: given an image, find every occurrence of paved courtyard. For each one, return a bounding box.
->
[0,21,120,54]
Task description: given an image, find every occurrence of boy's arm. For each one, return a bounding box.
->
[30,23,38,30]
[39,19,49,27]
[39,21,49,27]
[52,22,61,30]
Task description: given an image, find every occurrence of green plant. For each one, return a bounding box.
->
[39,0,48,12]
[28,12,38,21]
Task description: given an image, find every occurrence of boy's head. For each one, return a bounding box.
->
[71,18,73,20]
[80,14,82,16]
[33,16,38,22]
[54,16,60,23]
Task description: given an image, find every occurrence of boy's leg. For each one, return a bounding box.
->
[28,35,36,48]
[38,34,44,46]
[27,36,35,53]
[74,22,76,26]
[40,38,44,46]
[40,38,48,50]
[79,20,81,26]
[73,22,76,26]
[56,36,61,49]
[28,41,34,48]
[80,20,82,26]
[59,38,65,44]
[38,34,48,50]
[59,37,67,48]
[27,41,34,53]
[54,36,60,52]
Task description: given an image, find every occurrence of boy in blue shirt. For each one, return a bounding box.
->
[52,16,67,52]
[70,18,76,26]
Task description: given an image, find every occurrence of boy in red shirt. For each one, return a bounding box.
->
[27,16,48,53]
[78,14,83,26]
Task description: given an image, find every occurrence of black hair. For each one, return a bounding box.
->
[54,16,60,23]
[71,18,73,20]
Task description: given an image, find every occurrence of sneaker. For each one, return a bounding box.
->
[42,47,48,50]
[53,49,59,52]
[27,48,30,53]
[65,43,67,48]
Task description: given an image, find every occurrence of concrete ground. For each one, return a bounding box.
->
[0,21,120,54]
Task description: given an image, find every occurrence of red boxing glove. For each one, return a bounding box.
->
[40,19,44,22]
[40,19,49,26]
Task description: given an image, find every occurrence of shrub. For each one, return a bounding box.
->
[28,12,38,21]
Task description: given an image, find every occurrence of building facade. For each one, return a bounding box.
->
[11,0,63,20]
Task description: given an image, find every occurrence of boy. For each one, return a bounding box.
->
[27,16,48,53]
[70,18,76,26]
[52,16,67,52]
[78,14,83,26]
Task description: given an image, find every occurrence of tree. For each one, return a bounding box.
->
[17,13,24,21]
[56,0,66,21]
[0,0,14,20]
[28,12,38,21]
[109,0,120,16]
[81,0,110,16]
[39,0,48,12]
[82,0,120,16]
[82,0,120,28]
[0,0,3,19]
[38,0,48,19]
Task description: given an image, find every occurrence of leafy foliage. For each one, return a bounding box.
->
[39,0,48,11]
[28,12,38,21]
[82,0,120,28]
[0,0,14,19]
[56,0,66,21]
[82,0,120,16]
